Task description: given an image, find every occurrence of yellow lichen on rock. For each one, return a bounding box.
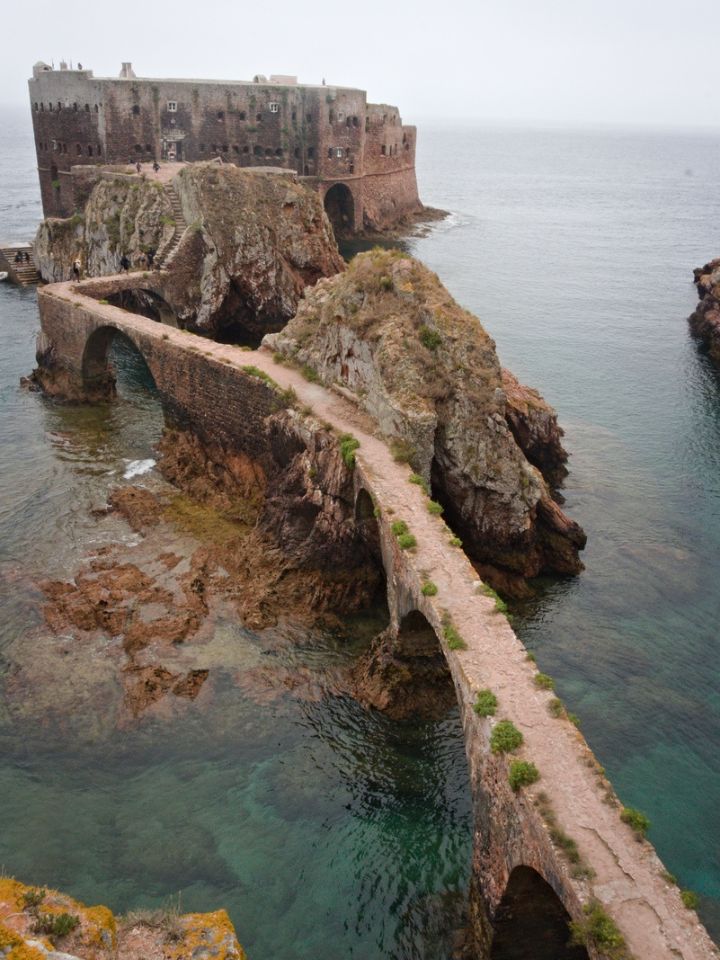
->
[168,910,247,960]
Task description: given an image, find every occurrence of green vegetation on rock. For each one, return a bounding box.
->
[473,689,498,717]
[339,433,360,468]
[620,806,650,838]
[681,890,699,910]
[569,901,629,959]
[508,760,540,792]
[490,720,523,754]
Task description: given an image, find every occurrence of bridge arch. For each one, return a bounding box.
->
[490,866,588,960]
[324,182,355,237]
[82,325,159,401]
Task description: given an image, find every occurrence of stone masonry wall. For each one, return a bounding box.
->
[28,67,422,228]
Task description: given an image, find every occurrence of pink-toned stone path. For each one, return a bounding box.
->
[40,280,720,959]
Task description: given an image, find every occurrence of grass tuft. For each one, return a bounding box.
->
[490,720,523,754]
[681,890,699,910]
[620,806,650,838]
[339,433,360,468]
[534,672,555,690]
[480,583,509,614]
[473,689,498,717]
[509,760,540,792]
[569,901,629,959]
[409,472,430,495]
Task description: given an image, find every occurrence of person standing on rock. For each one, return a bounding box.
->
[72,257,81,281]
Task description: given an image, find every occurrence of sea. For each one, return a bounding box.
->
[1,104,719,955]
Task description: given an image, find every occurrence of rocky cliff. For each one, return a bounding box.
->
[0,877,245,960]
[689,258,720,364]
[265,249,585,592]
[34,176,177,282]
[34,164,344,343]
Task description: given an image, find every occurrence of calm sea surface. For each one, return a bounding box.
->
[1,105,719,951]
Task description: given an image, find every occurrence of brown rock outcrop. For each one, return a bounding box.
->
[689,258,720,364]
[501,368,568,489]
[34,164,344,343]
[0,876,246,960]
[266,249,585,591]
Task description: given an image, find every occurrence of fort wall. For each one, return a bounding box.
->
[28,63,422,231]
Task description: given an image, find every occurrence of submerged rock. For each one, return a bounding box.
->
[34,164,344,343]
[689,258,720,364]
[266,249,585,590]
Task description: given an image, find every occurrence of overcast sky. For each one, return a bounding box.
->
[2,0,718,128]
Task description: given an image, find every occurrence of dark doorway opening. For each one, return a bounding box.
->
[324,183,355,238]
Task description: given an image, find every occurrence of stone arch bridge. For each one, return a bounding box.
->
[33,277,718,960]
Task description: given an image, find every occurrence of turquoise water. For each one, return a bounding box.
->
[2,102,720,950]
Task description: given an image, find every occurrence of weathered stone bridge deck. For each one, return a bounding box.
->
[35,277,719,960]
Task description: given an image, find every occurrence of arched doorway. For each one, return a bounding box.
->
[490,866,589,960]
[324,183,355,237]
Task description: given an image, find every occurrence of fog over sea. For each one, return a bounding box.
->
[1,104,720,954]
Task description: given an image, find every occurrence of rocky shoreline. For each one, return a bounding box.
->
[0,877,245,960]
[689,258,720,364]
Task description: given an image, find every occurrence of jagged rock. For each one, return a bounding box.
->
[501,368,568,489]
[34,177,176,281]
[689,258,720,364]
[0,876,246,960]
[169,165,344,338]
[34,164,344,342]
[266,249,585,590]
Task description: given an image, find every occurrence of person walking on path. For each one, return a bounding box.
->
[153,160,160,173]
[72,257,81,281]
[136,160,142,174]
[120,254,130,273]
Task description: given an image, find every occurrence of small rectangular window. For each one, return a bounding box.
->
[167,101,177,112]
[268,102,280,113]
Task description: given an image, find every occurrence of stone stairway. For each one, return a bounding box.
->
[155,186,188,270]
[0,245,41,285]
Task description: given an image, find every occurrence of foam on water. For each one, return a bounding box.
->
[123,458,156,479]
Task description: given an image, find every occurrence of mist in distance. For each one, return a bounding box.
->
[1,0,717,131]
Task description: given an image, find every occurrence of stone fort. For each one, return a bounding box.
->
[29,61,423,234]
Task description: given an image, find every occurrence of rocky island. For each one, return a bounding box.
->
[689,258,720,363]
